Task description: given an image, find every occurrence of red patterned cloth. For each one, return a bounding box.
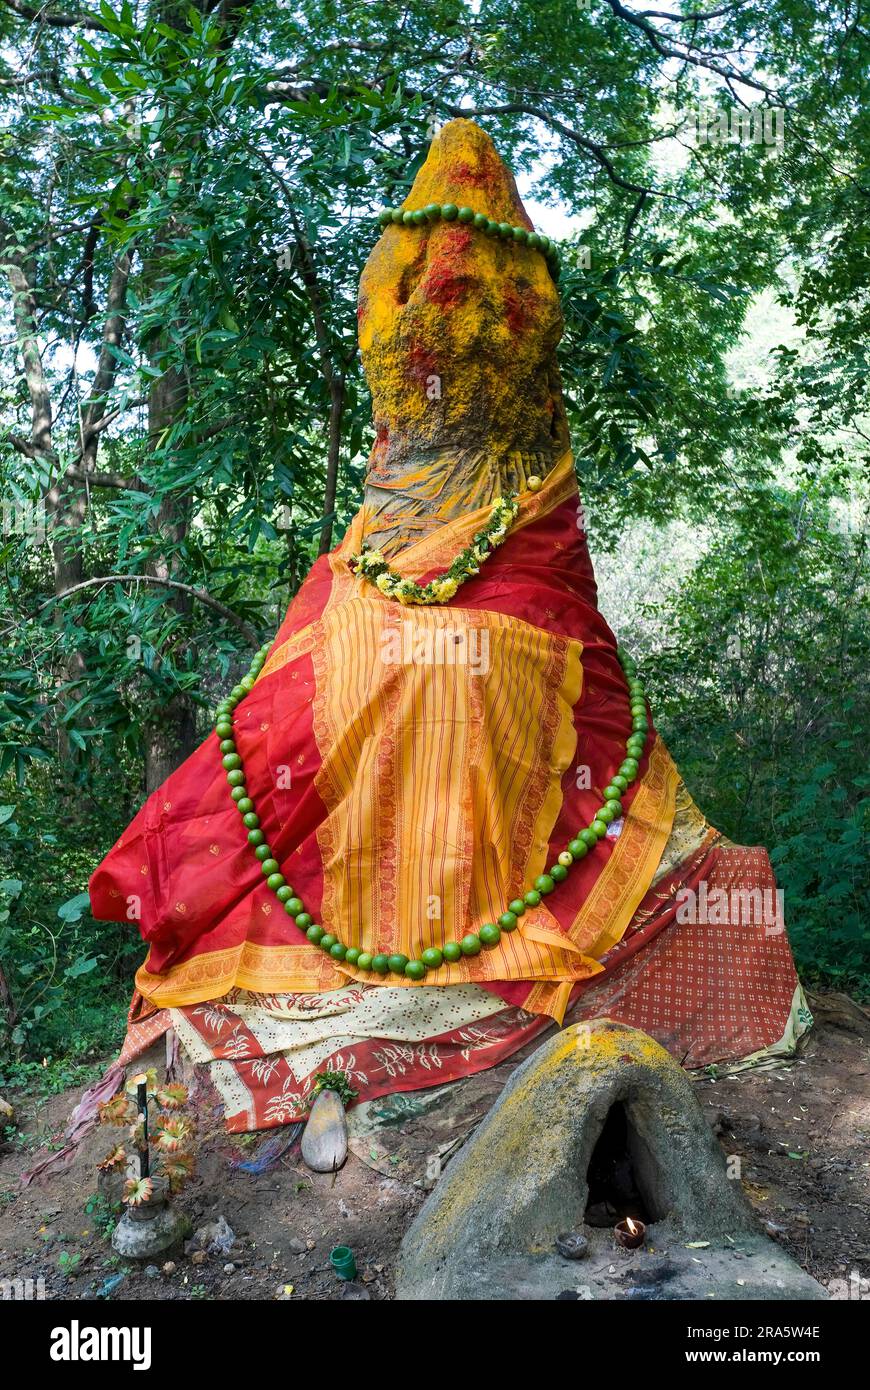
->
[568,846,805,1068]
[164,842,805,1131]
[24,840,804,1179]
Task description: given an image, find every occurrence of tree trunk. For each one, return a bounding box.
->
[318,377,345,555]
[4,251,87,758]
[4,257,83,602]
[143,364,197,793]
[0,960,15,1028]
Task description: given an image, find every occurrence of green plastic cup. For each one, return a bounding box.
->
[330,1245,357,1281]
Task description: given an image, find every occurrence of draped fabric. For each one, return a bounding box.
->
[90,452,679,1021]
[107,836,808,1135]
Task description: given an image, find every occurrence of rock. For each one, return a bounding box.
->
[805,989,869,1035]
[288,1237,307,1254]
[97,1167,126,1206]
[223,1263,235,1274]
[301,1090,348,1173]
[111,1206,183,1261]
[162,1261,177,1276]
[555,1232,589,1260]
[339,1282,371,1300]
[191,1250,207,1265]
[396,1020,827,1302]
[185,1214,235,1257]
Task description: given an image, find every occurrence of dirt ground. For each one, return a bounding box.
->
[1,990,868,1302]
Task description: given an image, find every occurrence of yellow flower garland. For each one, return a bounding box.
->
[348,494,520,605]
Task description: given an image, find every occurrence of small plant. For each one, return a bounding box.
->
[310,1069,359,1108]
[97,1144,126,1173]
[161,1152,194,1192]
[156,1083,188,1111]
[153,1114,194,1153]
[84,1191,120,1240]
[98,1073,195,1209]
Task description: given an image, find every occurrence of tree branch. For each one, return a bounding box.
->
[79,250,133,465]
[50,575,260,644]
[65,465,134,488]
[601,0,777,99]
[1,254,53,460]
[622,190,649,253]
[637,2,753,19]
[445,100,675,200]
[261,78,682,202]
[0,0,107,29]
[7,431,56,463]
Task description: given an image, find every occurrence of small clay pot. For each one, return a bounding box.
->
[555,1231,589,1261]
[614,1217,646,1250]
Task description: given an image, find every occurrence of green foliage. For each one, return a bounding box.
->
[0,764,139,1066]
[84,1190,121,1241]
[637,485,869,995]
[311,1069,359,1108]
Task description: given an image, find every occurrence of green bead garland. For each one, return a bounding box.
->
[375,201,562,281]
[216,645,649,982]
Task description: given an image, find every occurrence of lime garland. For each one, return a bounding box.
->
[375,200,562,281]
[348,493,520,605]
[214,644,650,982]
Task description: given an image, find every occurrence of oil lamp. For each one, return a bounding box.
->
[614,1216,646,1249]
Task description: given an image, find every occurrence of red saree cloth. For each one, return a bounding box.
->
[89,460,672,1016]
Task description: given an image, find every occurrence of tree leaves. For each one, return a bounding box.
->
[57,893,92,924]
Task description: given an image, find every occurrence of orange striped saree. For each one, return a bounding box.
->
[90,453,678,1022]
